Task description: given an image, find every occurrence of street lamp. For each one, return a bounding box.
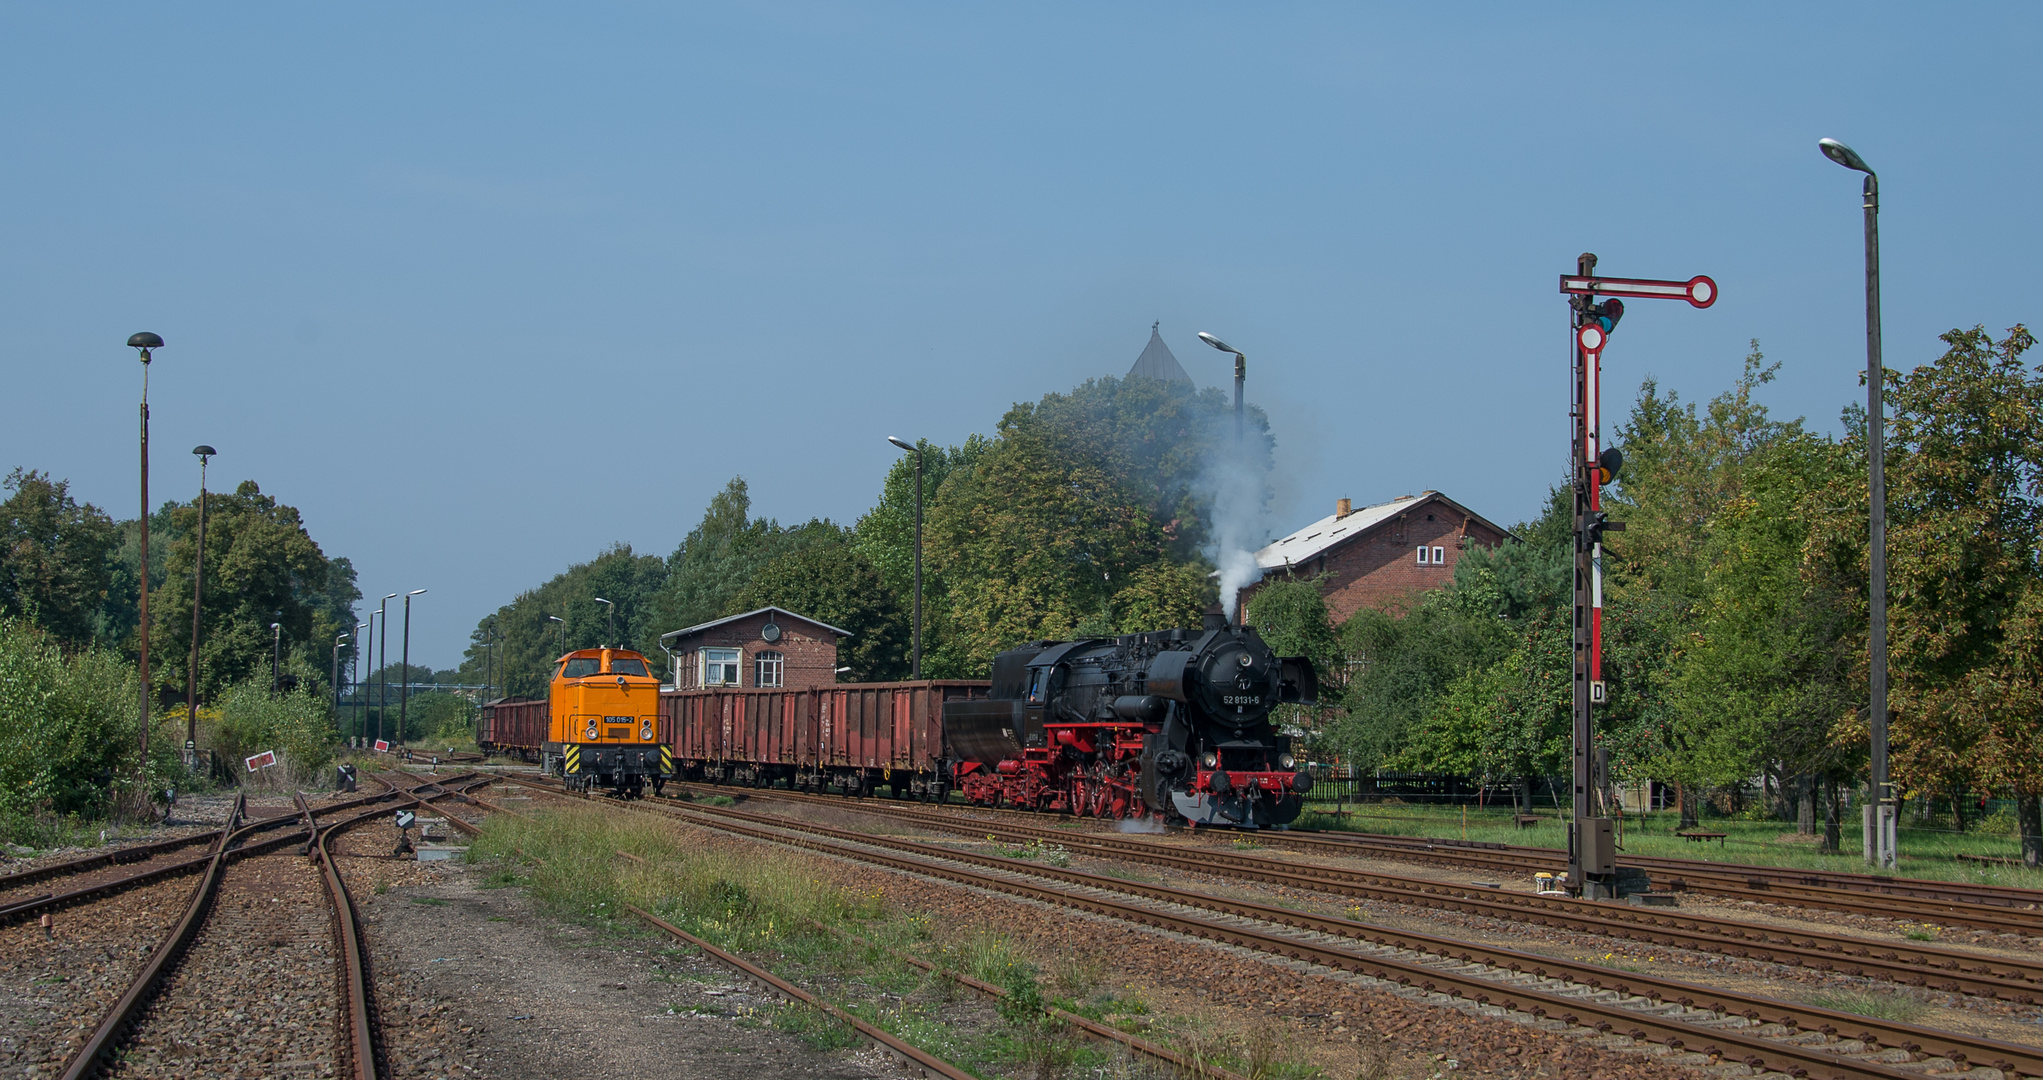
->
[1819,136,1894,869]
[127,332,163,782]
[354,620,370,746]
[332,632,349,715]
[377,593,397,746]
[548,614,565,658]
[887,436,924,680]
[1197,332,1247,443]
[184,445,215,765]
[399,589,426,749]
[270,622,283,696]
[594,597,615,648]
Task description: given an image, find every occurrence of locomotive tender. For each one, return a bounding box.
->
[943,613,1317,826]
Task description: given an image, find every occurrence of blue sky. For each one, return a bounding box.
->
[4,4,2038,667]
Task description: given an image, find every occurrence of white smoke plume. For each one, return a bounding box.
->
[1200,431,1271,620]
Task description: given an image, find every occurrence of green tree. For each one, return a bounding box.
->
[925,410,1178,671]
[149,481,359,704]
[731,522,907,681]
[643,478,790,646]
[465,543,669,699]
[0,617,150,819]
[1819,325,2043,863]
[852,436,991,677]
[0,470,119,647]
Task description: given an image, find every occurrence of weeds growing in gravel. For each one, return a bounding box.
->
[1804,988,1928,1023]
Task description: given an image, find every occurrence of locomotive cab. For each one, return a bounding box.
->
[540,647,673,797]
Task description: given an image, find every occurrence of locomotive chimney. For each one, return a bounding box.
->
[1336,497,1352,520]
[1201,605,1228,632]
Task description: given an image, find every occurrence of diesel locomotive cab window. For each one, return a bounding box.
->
[700,647,742,686]
[754,650,784,687]
[609,657,648,677]
[561,657,600,679]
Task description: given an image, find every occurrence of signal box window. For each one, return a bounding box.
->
[562,657,600,679]
[1432,546,1445,565]
[700,648,742,687]
[610,657,648,677]
[1414,546,1429,566]
[755,650,784,688]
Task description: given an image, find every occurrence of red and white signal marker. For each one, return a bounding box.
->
[1559,273,1717,308]
[244,750,277,772]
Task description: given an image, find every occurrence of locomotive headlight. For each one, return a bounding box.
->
[1278,753,1295,770]
[1200,751,1218,770]
[585,720,600,740]
[641,720,654,740]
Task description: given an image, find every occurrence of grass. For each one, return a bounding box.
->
[1804,988,1929,1024]
[464,805,1275,1080]
[1294,802,2043,888]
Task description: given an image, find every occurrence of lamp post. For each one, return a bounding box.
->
[127,332,163,782]
[887,436,924,680]
[354,620,370,746]
[1819,136,1895,869]
[1197,332,1247,443]
[548,614,565,658]
[270,622,283,696]
[377,593,397,746]
[332,632,349,715]
[399,589,426,748]
[184,445,215,765]
[594,597,615,648]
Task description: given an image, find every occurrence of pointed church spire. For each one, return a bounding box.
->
[1126,323,1193,384]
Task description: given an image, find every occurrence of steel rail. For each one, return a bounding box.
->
[314,794,391,1080]
[723,787,2043,1002]
[57,793,246,1080]
[55,778,493,1080]
[572,784,2043,1080]
[0,779,470,926]
[1291,825,2043,911]
[677,780,2043,936]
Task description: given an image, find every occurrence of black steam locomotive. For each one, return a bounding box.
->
[943,613,1317,827]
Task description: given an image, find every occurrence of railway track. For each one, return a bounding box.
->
[676,779,2043,934]
[515,775,2043,1080]
[49,773,493,1079]
[669,783,2043,1003]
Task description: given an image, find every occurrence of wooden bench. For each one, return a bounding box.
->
[1677,830,1728,847]
[1514,815,1544,828]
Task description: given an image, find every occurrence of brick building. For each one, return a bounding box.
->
[1234,492,1512,624]
[657,607,848,690]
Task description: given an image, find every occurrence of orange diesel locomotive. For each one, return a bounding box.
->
[530,648,671,796]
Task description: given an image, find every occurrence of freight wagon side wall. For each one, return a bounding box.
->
[481,698,549,751]
[662,681,988,771]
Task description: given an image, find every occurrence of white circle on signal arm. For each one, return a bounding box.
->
[1579,325,1605,351]
[1690,278,1714,305]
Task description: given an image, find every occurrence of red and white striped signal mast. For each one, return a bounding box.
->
[1558,255,1717,898]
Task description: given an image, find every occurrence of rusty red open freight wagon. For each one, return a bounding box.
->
[660,680,990,799]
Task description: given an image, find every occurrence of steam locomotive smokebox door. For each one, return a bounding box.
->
[942,700,1030,762]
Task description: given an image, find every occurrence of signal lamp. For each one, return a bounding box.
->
[1590,298,1624,335]
[1597,446,1624,485]
[1200,751,1218,770]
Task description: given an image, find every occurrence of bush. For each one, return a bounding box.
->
[209,676,338,787]
[0,617,153,817]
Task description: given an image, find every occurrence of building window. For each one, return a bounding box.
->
[754,650,784,688]
[700,647,741,687]
[1415,545,1429,565]
[1432,546,1445,565]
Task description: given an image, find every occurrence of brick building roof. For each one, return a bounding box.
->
[1252,492,1512,576]
[658,606,851,644]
